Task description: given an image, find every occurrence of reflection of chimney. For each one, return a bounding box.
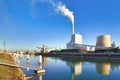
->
[71,73,74,80]
[72,24,74,35]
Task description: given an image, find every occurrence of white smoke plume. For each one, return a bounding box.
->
[56,2,74,26]
[40,0,74,26]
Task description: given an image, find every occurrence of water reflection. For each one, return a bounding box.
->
[42,57,47,65]
[13,54,120,80]
[96,62,111,75]
[67,62,82,80]
[13,53,45,80]
[25,73,44,80]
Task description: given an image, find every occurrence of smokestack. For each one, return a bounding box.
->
[72,23,74,35]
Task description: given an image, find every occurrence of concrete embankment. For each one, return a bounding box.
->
[37,52,120,60]
[0,53,25,80]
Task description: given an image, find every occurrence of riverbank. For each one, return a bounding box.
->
[36,52,120,60]
[0,53,25,80]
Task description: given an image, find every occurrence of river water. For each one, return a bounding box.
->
[16,54,120,80]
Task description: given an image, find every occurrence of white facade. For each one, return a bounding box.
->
[67,33,82,49]
[71,34,82,44]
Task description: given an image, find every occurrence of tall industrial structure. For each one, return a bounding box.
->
[66,24,82,49]
[3,40,6,53]
[37,45,48,53]
[96,35,111,49]
[72,24,74,35]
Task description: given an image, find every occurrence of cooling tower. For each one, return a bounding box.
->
[96,35,111,47]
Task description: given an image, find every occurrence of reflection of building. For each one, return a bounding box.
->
[42,56,48,65]
[37,45,48,53]
[74,63,82,75]
[96,63,111,75]
[67,62,82,80]
[96,35,111,50]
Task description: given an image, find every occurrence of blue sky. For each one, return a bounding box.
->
[0,0,120,50]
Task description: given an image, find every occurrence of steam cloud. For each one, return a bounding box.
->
[41,0,74,26]
[56,2,74,26]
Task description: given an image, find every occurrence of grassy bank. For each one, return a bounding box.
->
[0,53,13,61]
[0,53,25,80]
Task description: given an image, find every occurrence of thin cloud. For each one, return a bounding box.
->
[25,0,55,17]
[30,0,40,17]
[25,0,41,17]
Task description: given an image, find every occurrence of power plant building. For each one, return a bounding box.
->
[66,22,111,50]
[67,33,82,49]
[66,24,82,49]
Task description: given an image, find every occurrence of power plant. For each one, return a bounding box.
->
[66,24,111,50]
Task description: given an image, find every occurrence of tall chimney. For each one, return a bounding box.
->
[72,24,74,35]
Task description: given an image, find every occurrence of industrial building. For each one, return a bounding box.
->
[66,23,111,50]
[66,33,82,49]
[66,25,82,49]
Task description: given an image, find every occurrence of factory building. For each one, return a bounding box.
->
[66,25,82,49]
[96,35,111,50]
[67,33,82,49]
[66,23,111,50]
